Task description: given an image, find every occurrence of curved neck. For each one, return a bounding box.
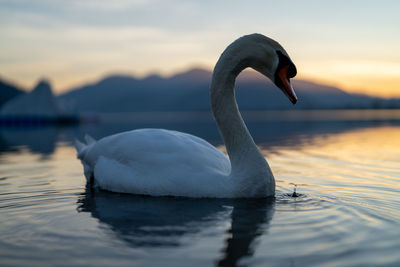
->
[209,38,276,197]
[210,55,266,174]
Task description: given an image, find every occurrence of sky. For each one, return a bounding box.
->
[0,0,399,97]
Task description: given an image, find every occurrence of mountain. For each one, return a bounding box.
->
[57,68,399,112]
[1,79,63,117]
[0,78,25,107]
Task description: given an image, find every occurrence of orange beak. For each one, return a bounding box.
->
[277,65,297,104]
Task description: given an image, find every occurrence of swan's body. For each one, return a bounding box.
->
[76,33,297,198]
[77,129,234,197]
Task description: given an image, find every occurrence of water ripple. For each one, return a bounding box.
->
[0,125,400,266]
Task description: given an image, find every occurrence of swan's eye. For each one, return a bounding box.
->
[276,51,297,78]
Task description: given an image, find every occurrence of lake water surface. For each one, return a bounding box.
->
[0,110,399,266]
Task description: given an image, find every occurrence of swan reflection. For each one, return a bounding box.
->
[0,127,58,155]
[77,187,274,265]
[217,199,274,266]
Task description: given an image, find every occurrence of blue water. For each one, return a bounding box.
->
[0,110,399,266]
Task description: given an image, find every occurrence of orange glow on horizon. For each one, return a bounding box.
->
[3,62,399,99]
[299,60,400,98]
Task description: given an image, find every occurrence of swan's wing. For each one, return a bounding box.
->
[93,156,149,194]
[92,129,230,171]
[80,129,231,196]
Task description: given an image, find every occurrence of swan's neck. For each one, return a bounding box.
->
[210,54,274,196]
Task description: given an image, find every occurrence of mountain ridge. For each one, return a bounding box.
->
[59,68,400,112]
[0,77,25,107]
[1,69,399,112]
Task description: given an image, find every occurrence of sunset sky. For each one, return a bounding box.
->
[0,0,399,97]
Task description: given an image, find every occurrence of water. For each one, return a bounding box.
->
[0,110,399,266]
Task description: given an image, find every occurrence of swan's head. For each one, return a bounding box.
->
[272,50,297,104]
[229,34,298,104]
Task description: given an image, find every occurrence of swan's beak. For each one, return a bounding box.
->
[276,65,298,105]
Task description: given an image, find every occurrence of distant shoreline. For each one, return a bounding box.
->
[87,109,400,124]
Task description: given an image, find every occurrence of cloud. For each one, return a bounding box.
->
[0,23,223,92]
[1,0,399,96]
[69,0,151,11]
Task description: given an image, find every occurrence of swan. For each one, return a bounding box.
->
[75,33,297,198]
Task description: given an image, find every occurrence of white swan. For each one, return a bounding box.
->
[76,33,297,198]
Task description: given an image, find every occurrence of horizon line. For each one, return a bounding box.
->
[1,66,398,100]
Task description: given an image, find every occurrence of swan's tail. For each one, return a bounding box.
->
[75,134,97,183]
[75,139,86,157]
[75,134,96,159]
